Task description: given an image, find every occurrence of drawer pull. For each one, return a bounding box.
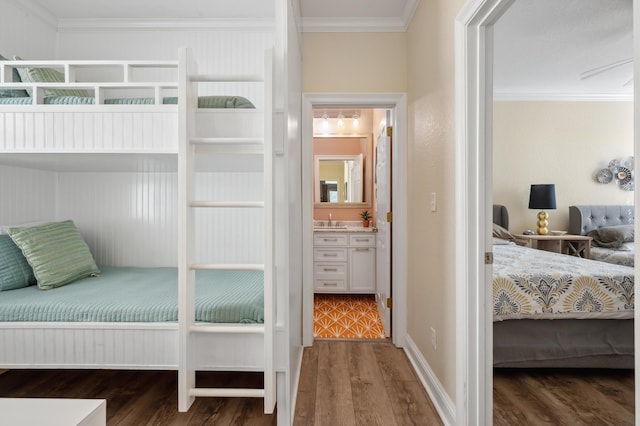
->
[323,253,338,257]
[355,238,369,242]
[323,282,338,287]
[323,268,338,272]
[355,248,370,252]
[323,238,338,242]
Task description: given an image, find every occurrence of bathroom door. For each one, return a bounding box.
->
[375,122,391,337]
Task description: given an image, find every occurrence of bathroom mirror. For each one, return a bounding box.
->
[315,155,363,203]
[313,135,372,208]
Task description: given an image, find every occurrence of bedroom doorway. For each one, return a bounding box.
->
[301,93,407,348]
[456,0,638,423]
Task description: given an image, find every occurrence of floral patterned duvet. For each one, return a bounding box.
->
[493,243,634,321]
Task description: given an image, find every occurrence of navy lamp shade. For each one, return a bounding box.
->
[528,184,556,235]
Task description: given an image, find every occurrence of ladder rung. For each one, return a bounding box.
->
[190,137,264,145]
[190,263,265,271]
[190,201,264,208]
[189,74,263,82]
[189,324,265,334]
[189,388,265,398]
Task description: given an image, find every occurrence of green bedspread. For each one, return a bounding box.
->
[0,95,255,108]
[0,266,264,323]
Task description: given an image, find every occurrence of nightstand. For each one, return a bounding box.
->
[517,234,592,258]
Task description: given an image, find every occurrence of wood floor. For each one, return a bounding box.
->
[0,346,635,425]
[494,368,635,425]
[293,340,443,425]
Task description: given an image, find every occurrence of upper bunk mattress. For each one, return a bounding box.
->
[0,266,264,323]
[0,95,254,108]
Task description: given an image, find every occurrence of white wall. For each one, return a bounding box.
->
[0,2,56,60]
[0,165,56,226]
[1,167,263,267]
[493,101,634,233]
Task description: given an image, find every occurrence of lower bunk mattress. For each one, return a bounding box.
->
[0,266,264,323]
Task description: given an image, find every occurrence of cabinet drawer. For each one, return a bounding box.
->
[314,262,347,278]
[349,234,375,247]
[314,247,348,262]
[314,233,348,246]
[314,278,347,292]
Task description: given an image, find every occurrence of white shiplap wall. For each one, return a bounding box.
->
[0,165,57,226]
[56,171,264,267]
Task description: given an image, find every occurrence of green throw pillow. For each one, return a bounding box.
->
[13,56,90,98]
[0,54,29,98]
[8,220,100,290]
[0,234,36,291]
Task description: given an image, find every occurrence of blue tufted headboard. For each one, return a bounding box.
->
[568,205,634,236]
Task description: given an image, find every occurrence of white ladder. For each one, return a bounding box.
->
[177,47,275,413]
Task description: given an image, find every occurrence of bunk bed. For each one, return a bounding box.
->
[492,205,634,368]
[0,48,276,413]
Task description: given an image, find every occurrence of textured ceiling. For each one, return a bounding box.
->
[493,0,633,100]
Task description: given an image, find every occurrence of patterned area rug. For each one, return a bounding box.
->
[314,294,386,339]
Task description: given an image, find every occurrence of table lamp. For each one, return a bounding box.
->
[528,184,556,235]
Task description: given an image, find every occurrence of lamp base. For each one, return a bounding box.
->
[536,210,549,235]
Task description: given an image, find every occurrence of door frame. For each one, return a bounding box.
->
[301,93,407,347]
[455,0,514,424]
[456,0,639,423]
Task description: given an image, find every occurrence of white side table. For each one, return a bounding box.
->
[0,398,106,426]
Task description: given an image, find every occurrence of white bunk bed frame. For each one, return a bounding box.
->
[0,48,276,414]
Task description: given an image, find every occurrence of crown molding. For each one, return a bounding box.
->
[57,18,275,32]
[302,0,419,33]
[302,17,407,33]
[493,92,633,102]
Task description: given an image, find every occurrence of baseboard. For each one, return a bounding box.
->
[403,334,456,426]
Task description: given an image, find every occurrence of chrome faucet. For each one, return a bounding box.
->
[328,212,332,227]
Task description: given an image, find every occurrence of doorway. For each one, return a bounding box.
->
[301,93,408,348]
[456,0,637,423]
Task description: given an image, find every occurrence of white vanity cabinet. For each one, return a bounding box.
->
[313,232,376,293]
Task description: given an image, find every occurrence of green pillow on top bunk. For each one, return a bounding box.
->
[8,220,100,290]
[0,54,29,98]
[13,56,91,98]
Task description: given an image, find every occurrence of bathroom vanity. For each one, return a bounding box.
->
[313,229,376,293]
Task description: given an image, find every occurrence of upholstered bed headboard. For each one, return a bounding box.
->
[493,204,509,230]
[568,205,634,236]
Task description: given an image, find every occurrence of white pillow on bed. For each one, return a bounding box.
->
[8,220,100,290]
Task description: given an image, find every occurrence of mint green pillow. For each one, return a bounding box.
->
[8,220,100,290]
[13,56,90,98]
[0,234,36,291]
[0,54,29,98]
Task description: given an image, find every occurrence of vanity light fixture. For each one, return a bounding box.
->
[322,112,330,131]
[337,112,344,128]
[352,111,360,128]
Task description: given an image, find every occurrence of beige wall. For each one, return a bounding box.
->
[303,33,406,92]
[405,0,463,400]
[493,101,634,233]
